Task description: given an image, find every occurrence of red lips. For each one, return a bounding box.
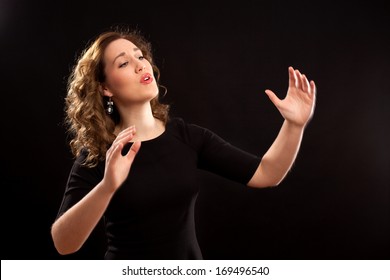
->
[140,73,153,84]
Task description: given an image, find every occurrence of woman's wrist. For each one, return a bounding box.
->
[284,119,306,132]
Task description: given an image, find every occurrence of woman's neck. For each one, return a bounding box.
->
[115,103,165,142]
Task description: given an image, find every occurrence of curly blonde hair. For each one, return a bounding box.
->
[65,27,169,167]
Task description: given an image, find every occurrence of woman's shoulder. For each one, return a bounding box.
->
[167,116,185,126]
[166,116,210,145]
[166,116,186,138]
[70,148,104,171]
[167,116,205,129]
[166,116,202,133]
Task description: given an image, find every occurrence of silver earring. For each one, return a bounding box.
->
[107,97,114,114]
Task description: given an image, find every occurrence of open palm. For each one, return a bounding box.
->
[265,66,316,127]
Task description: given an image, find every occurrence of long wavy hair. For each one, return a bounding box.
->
[65,28,169,167]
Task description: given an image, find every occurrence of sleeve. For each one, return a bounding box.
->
[178,119,262,185]
[55,151,104,219]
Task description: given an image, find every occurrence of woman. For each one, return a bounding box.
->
[51,27,316,259]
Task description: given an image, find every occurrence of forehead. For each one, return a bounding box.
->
[104,38,139,59]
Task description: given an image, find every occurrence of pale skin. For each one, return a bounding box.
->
[51,38,316,255]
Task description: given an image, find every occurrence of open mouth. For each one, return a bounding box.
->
[140,73,153,84]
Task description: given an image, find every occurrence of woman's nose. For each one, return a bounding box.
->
[136,64,146,73]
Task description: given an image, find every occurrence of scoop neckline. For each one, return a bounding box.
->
[120,118,173,144]
[137,128,167,143]
[126,124,168,144]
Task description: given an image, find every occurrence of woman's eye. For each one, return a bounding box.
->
[119,62,128,68]
[138,56,144,60]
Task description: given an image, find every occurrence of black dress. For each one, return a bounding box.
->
[56,117,261,259]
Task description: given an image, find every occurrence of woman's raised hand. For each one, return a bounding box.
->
[265,66,316,127]
[102,126,141,193]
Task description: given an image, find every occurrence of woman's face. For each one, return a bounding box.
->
[102,38,158,105]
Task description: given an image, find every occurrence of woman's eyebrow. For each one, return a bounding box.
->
[113,52,126,64]
[112,48,141,64]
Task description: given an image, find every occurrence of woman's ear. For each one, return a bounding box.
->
[101,84,112,97]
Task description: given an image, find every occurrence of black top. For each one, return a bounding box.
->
[57,117,261,259]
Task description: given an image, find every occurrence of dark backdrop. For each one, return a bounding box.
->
[1,0,389,260]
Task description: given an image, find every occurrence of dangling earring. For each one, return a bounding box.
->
[107,97,114,114]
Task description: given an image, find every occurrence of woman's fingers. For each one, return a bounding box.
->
[106,126,136,162]
[295,69,303,90]
[288,66,296,88]
[126,141,141,161]
[290,67,314,96]
[112,126,136,146]
[107,142,123,164]
[310,80,316,95]
[301,74,310,93]
[117,125,135,136]
[264,89,281,106]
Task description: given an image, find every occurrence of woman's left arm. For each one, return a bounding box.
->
[247,66,316,188]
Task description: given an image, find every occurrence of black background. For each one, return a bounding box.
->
[1,0,389,260]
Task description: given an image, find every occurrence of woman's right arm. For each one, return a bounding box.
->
[51,126,141,255]
[51,180,115,255]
